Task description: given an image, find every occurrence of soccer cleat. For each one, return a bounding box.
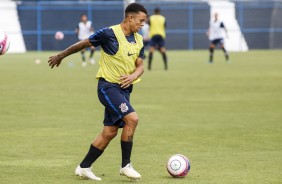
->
[90,58,96,65]
[81,62,87,67]
[120,163,141,179]
[226,59,231,64]
[75,165,102,181]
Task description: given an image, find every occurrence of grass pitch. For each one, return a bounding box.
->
[0,50,281,184]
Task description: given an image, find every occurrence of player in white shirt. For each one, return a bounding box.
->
[141,17,150,47]
[140,17,150,58]
[206,13,230,64]
[75,14,95,66]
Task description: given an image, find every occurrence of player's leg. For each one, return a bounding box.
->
[220,42,230,63]
[119,112,141,179]
[120,112,138,166]
[148,46,155,70]
[81,49,87,67]
[75,125,118,180]
[89,46,95,65]
[209,41,215,63]
[80,126,119,168]
[158,37,168,70]
[148,36,159,70]
[159,48,168,70]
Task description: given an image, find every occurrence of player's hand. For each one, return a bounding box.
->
[120,74,135,89]
[48,55,62,68]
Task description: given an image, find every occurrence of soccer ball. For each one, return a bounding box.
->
[167,154,191,178]
[55,31,64,40]
[0,32,10,55]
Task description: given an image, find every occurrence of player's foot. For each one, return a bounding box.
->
[75,165,102,181]
[81,62,87,67]
[208,60,213,64]
[90,58,95,65]
[226,59,231,64]
[120,163,141,179]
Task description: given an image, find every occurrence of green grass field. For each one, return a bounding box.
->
[0,50,281,184]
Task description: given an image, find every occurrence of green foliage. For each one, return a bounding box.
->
[0,50,281,183]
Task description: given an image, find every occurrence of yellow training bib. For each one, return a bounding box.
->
[149,15,166,38]
[96,24,143,84]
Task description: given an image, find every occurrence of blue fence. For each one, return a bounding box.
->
[17,1,282,50]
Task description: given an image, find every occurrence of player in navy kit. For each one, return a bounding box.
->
[207,12,230,63]
[48,3,147,181]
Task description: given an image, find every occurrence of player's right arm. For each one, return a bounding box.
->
[48,39,92,68]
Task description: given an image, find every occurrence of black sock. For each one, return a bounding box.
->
[90,50,94,58]
[162,52,168,70]
[209,47,214,62]
[81,51,86,62]
[225,54,229,61]
[148,53,153,70]
[222,47,229,60]
[80,145,103,168]
[121,141,133,168]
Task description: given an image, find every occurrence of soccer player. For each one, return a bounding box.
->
[75,14,95,66]
[141,16,150,48]
[48,3,147,181]
[140,16,150,58]
[207,12,230,64]
[148,7,168,70]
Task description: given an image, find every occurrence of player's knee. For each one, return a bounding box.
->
[126,115,139,127]
[102,130,118,141]
[131,116,139,125]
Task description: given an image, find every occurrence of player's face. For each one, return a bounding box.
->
[81,15,87,22]
[130,12,147,33]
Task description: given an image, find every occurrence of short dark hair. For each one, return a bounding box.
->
[125,3,147,17]
[154,7,160,14]
[80,14,87,18]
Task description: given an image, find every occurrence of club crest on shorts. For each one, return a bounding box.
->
[119,103,129,113]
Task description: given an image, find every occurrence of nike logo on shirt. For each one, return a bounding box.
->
[127,52,136,56]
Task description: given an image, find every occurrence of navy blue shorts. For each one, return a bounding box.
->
[150,35,165,48]
[97,78,134,128]
[211,38,224,46]
[143,40,150,48]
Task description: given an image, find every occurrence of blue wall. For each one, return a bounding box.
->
[17,1,282,50]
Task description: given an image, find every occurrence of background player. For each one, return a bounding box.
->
[141,16,150,48]
[48,3,147,181]
[148,8,168,70]
[140,16,150,58]
[207,12,230,64]
[75,14,95,66]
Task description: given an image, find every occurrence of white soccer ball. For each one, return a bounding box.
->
[55,31,64,40]
[0,32,10,55]
[167,154,191,177]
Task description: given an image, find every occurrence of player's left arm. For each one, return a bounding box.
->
[221,22,229,38]
[120,44,145,88]
[120,57,144,89]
